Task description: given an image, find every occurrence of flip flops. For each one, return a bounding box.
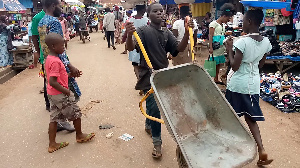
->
[48,142,69,153]
[152,145,162,159]
[257,153,273,167]
[257,159,273,167]
[77,133,95,143]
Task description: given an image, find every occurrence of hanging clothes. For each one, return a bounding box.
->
[274,9,291,25]
[293,0,300,20]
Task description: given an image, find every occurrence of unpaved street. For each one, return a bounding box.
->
[0,32,299,168]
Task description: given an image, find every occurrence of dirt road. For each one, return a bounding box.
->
[0,32,299,168]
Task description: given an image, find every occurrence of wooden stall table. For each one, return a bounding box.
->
[265,55,300,74]
[9,48,33,70]
[194,39,209,58]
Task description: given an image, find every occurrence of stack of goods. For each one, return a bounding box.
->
[279,41,300,56]
[261,29,282,56]
[260,73,300,113]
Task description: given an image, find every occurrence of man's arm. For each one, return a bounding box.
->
[125,22,136,51]
[172,29,178,38]
[177,19,194,52]
[32,35,40,54]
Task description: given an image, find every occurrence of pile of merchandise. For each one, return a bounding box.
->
[260,72,300,113]
[261,29,282,56]
[279,41,300,56]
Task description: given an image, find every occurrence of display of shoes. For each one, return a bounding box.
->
[260,73,300,113]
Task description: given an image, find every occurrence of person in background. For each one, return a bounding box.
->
[99,11,105,33]
[171,4,198,66]
[201,12,211,39]
[59,15,70,49]
[121,10,133,55]
[114,6,123,44]
[27,21,38,69]
[122,4,149,96]
[31,9,49,107]
[103,8,116,50]
[123,10,132,24]
[209,3,235,85]
[39,0,82,132]
[74,11,80,36]
[45,33,95,153]
[126,2,194,158]
[0,15,13,67]
[225,8,273,167]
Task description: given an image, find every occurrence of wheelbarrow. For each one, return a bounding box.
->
[134,25,257,168]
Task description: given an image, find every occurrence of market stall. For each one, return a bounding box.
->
[241,0,300,113]
[246,0,300,74]
[0,0,32,69]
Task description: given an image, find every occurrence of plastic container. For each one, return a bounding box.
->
[278,35,293,41]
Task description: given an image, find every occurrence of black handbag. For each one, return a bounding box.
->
[212,41,220,50]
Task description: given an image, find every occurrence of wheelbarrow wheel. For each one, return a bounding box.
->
[176,146,188,168]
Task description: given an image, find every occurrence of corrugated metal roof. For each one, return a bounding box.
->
[2,0,26,11]
[18,0,33,8]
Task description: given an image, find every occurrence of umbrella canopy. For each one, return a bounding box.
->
[159,0,176,5]
[240,0,291,9]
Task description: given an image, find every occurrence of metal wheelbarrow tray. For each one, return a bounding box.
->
[150,63,257,168]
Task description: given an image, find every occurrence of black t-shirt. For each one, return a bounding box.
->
[135,25,179,90]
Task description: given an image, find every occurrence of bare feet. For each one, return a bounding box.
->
[76,133,95,143]
[48,142,69,153]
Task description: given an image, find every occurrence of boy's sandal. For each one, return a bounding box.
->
[77,133,95,143]
[48,142,69,153]
[152,146,162,159]
[39,90,44,94]
[257,159,273,167]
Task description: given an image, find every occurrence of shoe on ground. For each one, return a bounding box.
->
[46,106,50,112]
[58,122,75,132]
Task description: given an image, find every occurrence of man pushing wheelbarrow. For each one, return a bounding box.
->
[126,2,194,159]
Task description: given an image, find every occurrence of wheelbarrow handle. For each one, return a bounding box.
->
[133,32,153,69]
[139,88,165,124]
[189,27,195,62]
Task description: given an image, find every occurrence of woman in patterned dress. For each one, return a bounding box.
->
[0,15,13,67]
